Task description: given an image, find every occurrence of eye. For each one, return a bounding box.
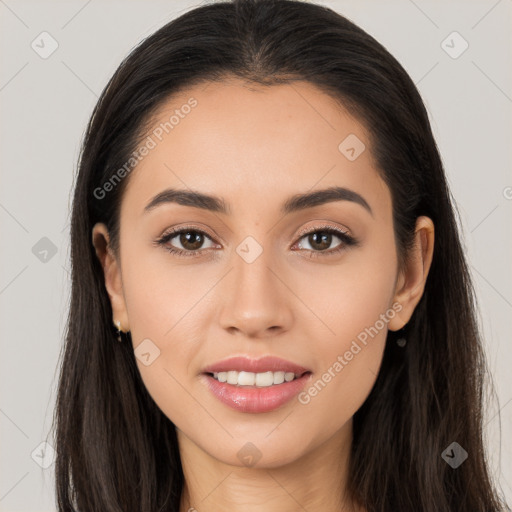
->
[154,226,218,257]
[292,225,358,258]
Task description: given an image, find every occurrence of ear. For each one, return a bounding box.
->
[388,216,435,331]
[91,222,129,331]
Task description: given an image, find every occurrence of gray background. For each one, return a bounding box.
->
[1,0,511,510]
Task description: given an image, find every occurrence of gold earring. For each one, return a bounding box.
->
[114,319,123,343]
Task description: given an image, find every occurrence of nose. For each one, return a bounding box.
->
[218,247,294,339]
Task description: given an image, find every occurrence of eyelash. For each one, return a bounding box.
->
[153,224,359,259]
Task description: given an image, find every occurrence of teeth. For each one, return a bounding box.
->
[212,370,299,386]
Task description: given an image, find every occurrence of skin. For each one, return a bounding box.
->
[92,78,434,512]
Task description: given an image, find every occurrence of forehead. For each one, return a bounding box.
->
[121,78,390,220]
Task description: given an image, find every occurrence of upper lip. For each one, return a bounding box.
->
[202,356,311,376]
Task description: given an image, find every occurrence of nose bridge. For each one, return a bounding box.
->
[218,233,293,335]
[235,236,275,294]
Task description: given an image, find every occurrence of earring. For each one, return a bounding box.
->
[396,324,407,347]
[114,320,123,342]
[114,319,131,343]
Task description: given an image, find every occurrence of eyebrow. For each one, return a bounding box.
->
[143,185,373,217]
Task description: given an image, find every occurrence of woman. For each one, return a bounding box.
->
[52,0,510,510]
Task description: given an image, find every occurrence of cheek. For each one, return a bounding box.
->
[123,275,205,429]
[121,244,207,340]
[293,240,396,430]
[292,231,397,352]
[296,340,384,442]
[120,253,216,425]
[295,283,392,438]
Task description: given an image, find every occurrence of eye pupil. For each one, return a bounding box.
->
[309,232,332,251]
[180,231,203,250]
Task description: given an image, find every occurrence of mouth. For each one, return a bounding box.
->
[200,355,313,412]
[200,368,313,413]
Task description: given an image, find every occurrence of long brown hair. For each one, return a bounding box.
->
[52,0,510,510]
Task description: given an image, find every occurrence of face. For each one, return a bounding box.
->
[93,78,431,469]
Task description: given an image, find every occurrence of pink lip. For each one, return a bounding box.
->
[201,372,312,413]
[201,355,310,375]
[200,356,312,413]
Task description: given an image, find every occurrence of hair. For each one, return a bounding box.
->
[51,0,510,510]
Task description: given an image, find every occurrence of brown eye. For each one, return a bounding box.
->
[293,226,359,259]
[302,231,339,251]
[176,230,205,251]
[155,227,217,257]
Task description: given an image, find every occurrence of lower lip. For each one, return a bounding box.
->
[202,372,312,413]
